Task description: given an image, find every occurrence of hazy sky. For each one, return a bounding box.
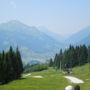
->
[0,0,90,36]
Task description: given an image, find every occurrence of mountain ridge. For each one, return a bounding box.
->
[0,20,63,63]
[65,25,90,45]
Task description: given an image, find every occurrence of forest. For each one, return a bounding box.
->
[0,46,23,84]
[49,45,90,70]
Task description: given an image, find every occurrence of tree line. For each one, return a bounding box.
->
[0,46,23,84]
[49,45,90,70]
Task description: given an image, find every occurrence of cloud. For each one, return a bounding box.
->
[10,1,16,9]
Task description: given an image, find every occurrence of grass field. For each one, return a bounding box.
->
[72,64,90,90]
[0,64,90,90]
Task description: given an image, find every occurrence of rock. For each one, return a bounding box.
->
[65,85,73,90]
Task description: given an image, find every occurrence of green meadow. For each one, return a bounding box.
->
[0,64,90,90]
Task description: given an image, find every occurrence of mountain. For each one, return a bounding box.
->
[77,34,90,45]
[38,27,66,42]
[65,26,90,45]
[0,20,63,63]
[26,60,41,66]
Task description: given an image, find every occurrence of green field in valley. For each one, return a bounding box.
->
[0,64,90,90]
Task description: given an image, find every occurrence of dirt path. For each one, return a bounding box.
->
[64,76,84,84]
[22,73,31,77]
[22,73,43,78]
[32,76,43,78]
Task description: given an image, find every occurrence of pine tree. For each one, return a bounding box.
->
[1,51,6,84]
[0,46,23,84]
[78,45,88,66]
[16,47,23,78]
[53,53,58,68]
[8,46,16,80]
[49,58,53,67]
[0,53,3,84]
[88,46,90,69]
[53,45,89,71]
[59,49,63,70]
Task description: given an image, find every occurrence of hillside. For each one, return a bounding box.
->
[72,64,90,90]
[38,27,65,42]
[65,26,90,45]
[77,34,90,45]
[0,20,63,63]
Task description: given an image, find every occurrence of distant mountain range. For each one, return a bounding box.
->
[0,20,90,64]
[38,27,66,42]
[65,26,90,45]
[77,34,90,45]
[39,26,90,46]
[0,20,63,63]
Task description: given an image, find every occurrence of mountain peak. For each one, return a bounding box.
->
[0,20,26,27]
[8,20,20,23]
[7,20,24,25]
[0,20,30,32]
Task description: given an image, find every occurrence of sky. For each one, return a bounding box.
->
[0,0,90,36]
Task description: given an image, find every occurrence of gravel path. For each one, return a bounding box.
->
[22,73,31,77]
[32,75,43,78]
[64,76,84,84]
[22,73,43,78]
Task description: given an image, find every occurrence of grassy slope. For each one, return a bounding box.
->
[0,64,90,90]
[72,64,90,90]
[0,68,68,90]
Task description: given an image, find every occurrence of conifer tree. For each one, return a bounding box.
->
[53,45,88,70]
[16,47,23,78]
[88,46,90,69]
[53,53,58,68]
[49,58,53,67]
[59,49,63,70]
[0,46,23,84]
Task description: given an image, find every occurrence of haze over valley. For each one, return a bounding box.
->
[0,20,90,64]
